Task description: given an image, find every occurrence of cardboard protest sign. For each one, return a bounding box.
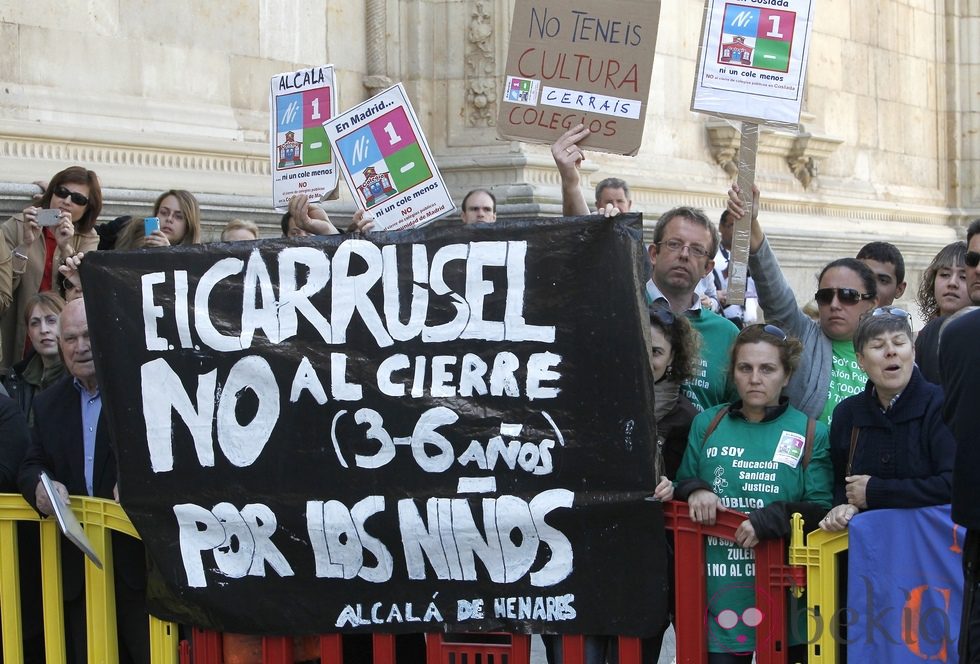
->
[691,0,816,125]
[82,216,667,636]
[496,0,661,156]
[270,65,338,210]
[326,84,454,231]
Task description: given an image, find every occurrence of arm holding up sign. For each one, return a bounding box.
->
[551,124,591,217]
[58,252,85,301]
[288,195,339,236]
[728,183,882,422]
[551,125,631,219]
[727,183,816,343]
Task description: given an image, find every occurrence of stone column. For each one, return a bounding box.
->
[944,0,980,225]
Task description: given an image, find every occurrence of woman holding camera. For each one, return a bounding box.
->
[1,166,102,369]
[114,189,202,250]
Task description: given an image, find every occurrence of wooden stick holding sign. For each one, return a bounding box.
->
[728,122,758,305]
[689,0,818,305]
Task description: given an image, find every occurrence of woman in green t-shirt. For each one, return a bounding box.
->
[666,324,833,662]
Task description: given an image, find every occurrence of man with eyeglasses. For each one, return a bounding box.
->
[965,220,980,307]
[645,207,739,412]
[939,218,980,663]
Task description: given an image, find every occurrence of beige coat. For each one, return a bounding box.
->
[0,215,98,369]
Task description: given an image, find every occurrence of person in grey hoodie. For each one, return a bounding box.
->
[727,184,878,426]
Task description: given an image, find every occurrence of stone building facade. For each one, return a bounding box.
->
[0,0,976,320]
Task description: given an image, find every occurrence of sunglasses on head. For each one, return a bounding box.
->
[761,323,787,341]
[650,305,676,327]
[814,287,875,306]
[870,306,910,319]
[867,306,913,328]
[966,251,980,268]
[53,185,89,207]
[743,323,788,341]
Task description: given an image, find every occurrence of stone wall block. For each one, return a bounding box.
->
[118,1,260,57]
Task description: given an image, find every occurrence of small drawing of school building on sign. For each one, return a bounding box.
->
[277,131,302,168]
[357,166,397,206]
[720,36,753,66]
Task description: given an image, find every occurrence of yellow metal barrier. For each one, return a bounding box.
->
[789,513,849,664]
[0,493,178,664]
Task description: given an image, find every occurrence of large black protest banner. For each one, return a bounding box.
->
[82,215,667,636]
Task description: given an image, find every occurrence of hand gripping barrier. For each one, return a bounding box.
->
[661,500,808,664]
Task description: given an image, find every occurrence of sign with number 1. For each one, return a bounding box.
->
[269,65,338,210]
[326,83,454,231]
[690,0,815,125]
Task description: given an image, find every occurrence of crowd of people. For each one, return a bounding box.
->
[546,125,978,664]
[0,120,978,664]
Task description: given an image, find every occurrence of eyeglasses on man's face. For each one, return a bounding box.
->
[656,239,710,259]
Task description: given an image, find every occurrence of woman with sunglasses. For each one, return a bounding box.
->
[819,308,954,532]
[913,241,970,383]
[0,166,102,369]
[727,185,877,427]
[115,189,202,249]
[670,324,832,662]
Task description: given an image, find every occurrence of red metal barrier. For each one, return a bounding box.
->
[179,501,804,663]
[426,633,531,663]
[662,500,805,664]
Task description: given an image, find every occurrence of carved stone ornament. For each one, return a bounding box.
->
[465,1,496,127]
[785,131,843,190]
[705,118,842,189]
